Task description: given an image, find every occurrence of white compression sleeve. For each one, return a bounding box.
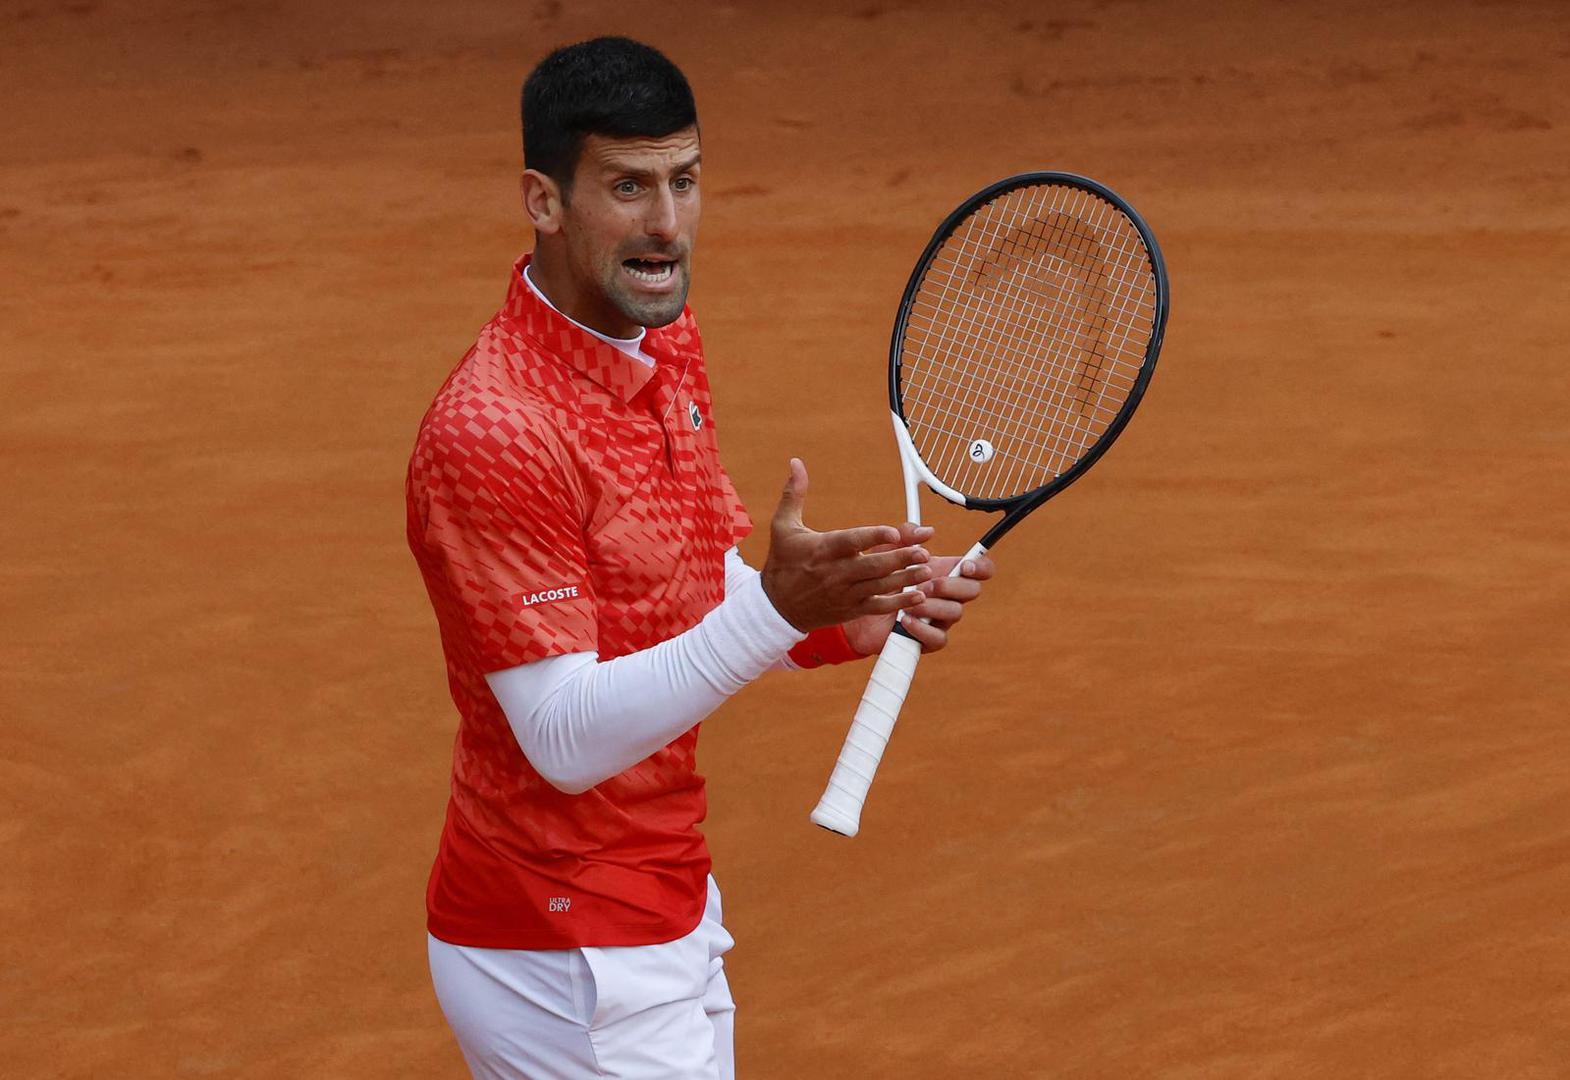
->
[724,546,802,672]
[722,544,756,598]
[485,571,804,794]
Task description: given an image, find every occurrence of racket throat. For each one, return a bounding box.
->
[890,411,967,512]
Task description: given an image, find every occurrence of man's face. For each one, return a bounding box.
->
[556,125,701,332]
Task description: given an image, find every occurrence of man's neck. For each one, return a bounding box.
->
[526,253,643,341]
[524,262,652,366]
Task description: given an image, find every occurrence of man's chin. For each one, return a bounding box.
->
[613,289,689,330]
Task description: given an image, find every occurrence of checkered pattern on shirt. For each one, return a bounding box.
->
[406,254,752,950]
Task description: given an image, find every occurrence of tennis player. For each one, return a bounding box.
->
[405,37,993,1079]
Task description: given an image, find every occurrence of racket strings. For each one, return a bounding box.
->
[908,191,1149,494]
[899,182,1158,501]
[919,212,1119,482]
[913,201,1151,494]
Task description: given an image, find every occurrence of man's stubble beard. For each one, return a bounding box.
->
[601,256,690,330]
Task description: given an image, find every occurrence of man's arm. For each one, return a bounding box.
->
[488,463,993,795]
[487,458,941,794]
[723,547,861,672]
[487,572,803,794]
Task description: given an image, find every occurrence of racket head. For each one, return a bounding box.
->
[889,172,1169,538]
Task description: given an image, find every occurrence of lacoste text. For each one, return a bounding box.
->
[516,585,581,608]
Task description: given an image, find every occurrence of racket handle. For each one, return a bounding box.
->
[810,628,923,837]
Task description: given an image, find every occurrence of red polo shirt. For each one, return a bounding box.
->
[406,254,751,949]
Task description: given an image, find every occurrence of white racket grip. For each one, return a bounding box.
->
[810,630,923,837]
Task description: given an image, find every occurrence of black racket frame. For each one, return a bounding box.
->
[888,171,1170,549]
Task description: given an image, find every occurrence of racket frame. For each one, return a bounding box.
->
[810,170,1170,837]
[888,170,1169,549]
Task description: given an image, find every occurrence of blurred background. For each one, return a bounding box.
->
[3,1,1567,1076]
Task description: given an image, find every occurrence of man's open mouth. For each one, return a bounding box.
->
[623,257,677,285]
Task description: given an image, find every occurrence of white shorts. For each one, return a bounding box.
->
[428,875,736,1080]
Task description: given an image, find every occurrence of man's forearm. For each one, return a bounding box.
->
[486,573,803,794]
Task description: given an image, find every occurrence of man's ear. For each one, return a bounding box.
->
[521,169,564,235]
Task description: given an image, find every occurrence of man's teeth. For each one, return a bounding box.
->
[625,261,674,283]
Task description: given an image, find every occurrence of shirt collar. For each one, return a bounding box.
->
[522,262,651,364]
[500,253,698,403]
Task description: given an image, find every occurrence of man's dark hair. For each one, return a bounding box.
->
[521,37,697,189]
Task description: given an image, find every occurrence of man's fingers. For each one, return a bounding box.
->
[864,525,933,557]
[859,589,927,616]
[926,553,997,581]
[853,565,932,600]
[772,457,809,529]
[921,575,982,603]
[959,553,997,580]
[853,546,928,581]
[823,524,903,558]
[899,616,948,653]
[909,597,964,627]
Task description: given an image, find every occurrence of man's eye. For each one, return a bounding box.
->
[673,176,695,192]
[615,180,640,195]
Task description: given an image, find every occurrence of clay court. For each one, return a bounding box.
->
[4,1,1568,1076]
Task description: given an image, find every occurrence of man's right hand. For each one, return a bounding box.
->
[760,458,931,633]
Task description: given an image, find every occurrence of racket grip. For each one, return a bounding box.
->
[810,629,923,837]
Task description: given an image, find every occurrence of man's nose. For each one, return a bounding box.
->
[644,187,679,242]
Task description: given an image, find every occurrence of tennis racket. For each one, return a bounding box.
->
[810,171,1170,837]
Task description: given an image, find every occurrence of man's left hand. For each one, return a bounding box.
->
[842,523,996,656]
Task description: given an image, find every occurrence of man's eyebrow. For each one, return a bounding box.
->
[602,153,703,178]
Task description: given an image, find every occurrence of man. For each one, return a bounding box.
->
[406,37,992,1079]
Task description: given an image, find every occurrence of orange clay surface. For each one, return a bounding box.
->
[3,2,1568,1077]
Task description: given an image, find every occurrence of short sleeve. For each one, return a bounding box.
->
[411,395,597,671]
[717,466,753,547]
